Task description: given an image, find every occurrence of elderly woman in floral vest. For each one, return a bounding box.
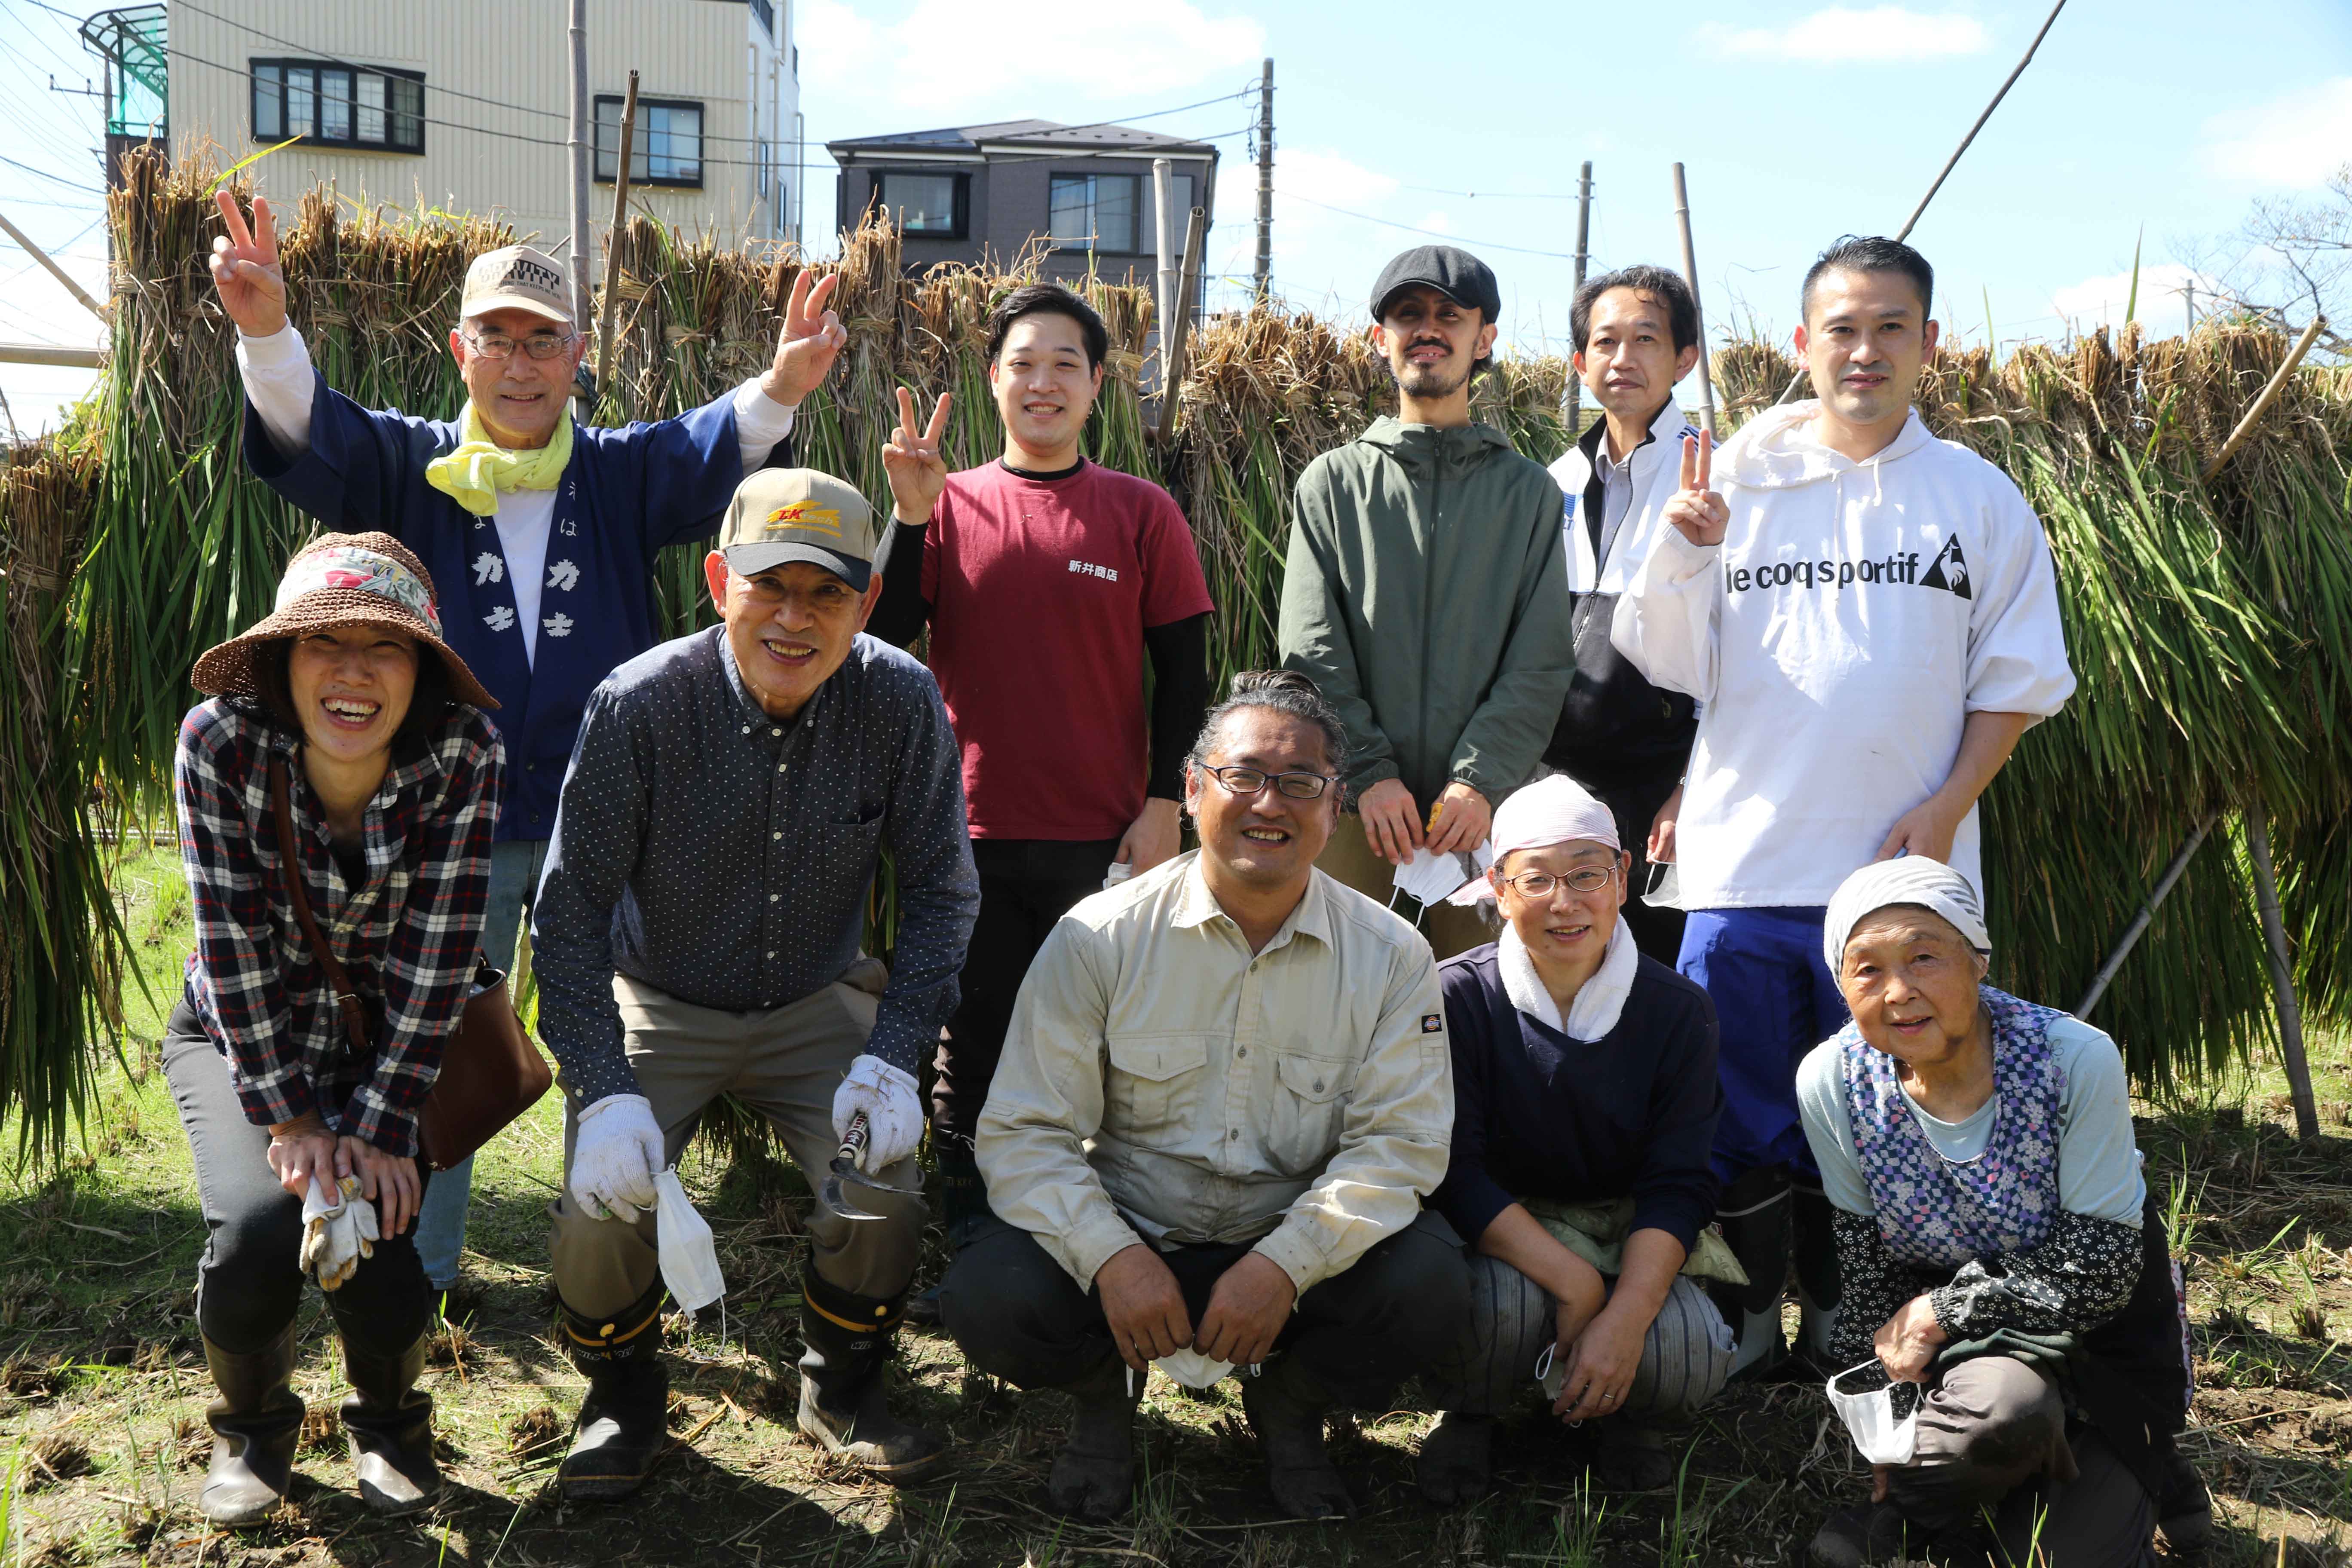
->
[1796,859,2203,1568]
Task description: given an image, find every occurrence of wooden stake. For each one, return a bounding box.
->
[1670,162,1717,439]
[1154,205,1207,448]
[593,70,640,410]
[2199,315,2327,485]
[2245,800,2319,1141]
[2075,814,2214,1018]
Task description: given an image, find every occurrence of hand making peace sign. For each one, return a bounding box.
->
[208,190,289,339]
[1661,429,1730,548]
[762,268,849,408]
[881,385,953,524]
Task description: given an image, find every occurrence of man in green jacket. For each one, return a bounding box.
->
[1278,247,1573,958]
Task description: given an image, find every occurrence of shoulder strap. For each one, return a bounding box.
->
[270,755,373,1059]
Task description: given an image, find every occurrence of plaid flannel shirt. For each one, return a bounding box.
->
[174,697,503,1155]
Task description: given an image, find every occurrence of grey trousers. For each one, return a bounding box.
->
[548,972,927,1319]
[1431,1254,1733,1425]
[1887,1355,2156,1568]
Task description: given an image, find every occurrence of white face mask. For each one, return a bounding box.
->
[654,1169,727,1319]
[1826,1361,1919,1466]
[1152,1348,1234,1390]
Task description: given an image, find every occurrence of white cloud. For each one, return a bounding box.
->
[2200,78,2352,189]
[1416,210,1456,236]
[804,0,1264,113]
[1700,7,1988,61]
[2046,263,2216,338]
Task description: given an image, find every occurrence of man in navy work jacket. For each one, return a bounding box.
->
[205,190,848,1295]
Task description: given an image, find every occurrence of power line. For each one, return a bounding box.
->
[1284,193,1580,260]
[0,152,101,195]
[1398,183,1585,201]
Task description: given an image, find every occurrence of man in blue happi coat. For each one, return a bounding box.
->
[206,190,848,1289]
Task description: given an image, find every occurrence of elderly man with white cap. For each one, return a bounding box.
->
[1795,857,2202,1568]
[527,466,978,1498]
[205,192,848,1294]
[1416,775,1735,1502]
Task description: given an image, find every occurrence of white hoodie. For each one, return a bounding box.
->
[1609,401,2075,909]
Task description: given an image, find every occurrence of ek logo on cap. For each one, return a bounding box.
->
[762,500,843,538]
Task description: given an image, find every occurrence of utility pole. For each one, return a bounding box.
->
[1565,159,1592,430]
[566,0,592,328]
[1670,162,1718,440]
[1253,58,1274,303]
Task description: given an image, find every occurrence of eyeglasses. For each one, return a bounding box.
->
[1496,865,1619,898]
[460,328,576,361]
[1200,764,1335,801]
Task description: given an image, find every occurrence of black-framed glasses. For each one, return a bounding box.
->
[1200,764,1335,801]
[461,328,576,361]
[1496,865,1619,899]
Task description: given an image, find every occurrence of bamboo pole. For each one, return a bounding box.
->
[2075,814,2215,1018]
[2200,315,2327,485]
[566,0,592,328]
[0,209,109,322]
[1565,160,1591,431]
[1670,162,1717,440]
[0,343,103,368]
[1154,205,1207,447]
[2245,801,2319,1140]
[593,70,640,404]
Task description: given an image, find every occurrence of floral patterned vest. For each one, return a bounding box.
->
[1839,986,2070,1271]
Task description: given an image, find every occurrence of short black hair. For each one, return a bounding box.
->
[1571,265,1699,354]
[1188,669,1349,782]
[1802,235,1934,322]
[985,282,1109,371]
[252,635,458,758]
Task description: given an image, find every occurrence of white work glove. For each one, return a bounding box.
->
[569,1093,665,1221]
[299,1175,378,1291]
[830,1054,922,1173]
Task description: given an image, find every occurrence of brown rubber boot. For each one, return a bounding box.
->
[796,1270,944,1480]
[199,1324,304,1526]
[1415,1411,1495,1506]
[1046,1357,1144,1521]
[1239,1357,1354,1520]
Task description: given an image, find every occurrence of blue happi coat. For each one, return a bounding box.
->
[245,377,762,841]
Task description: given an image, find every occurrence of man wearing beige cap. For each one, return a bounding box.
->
[528,466,979,1498]
[206,191,848,1298]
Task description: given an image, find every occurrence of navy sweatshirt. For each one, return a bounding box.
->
[1432,941,1723,1254]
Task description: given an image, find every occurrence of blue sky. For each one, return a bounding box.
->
[4,0,2348,433]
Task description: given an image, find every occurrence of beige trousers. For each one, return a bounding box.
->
[548,971,927,1319]
[1316,813,1496,960]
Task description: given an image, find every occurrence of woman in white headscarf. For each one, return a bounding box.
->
[1418,776,1736,1503]
[1796,857,2202,1568]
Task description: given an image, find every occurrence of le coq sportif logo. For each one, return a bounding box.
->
[1725,534,1972,602]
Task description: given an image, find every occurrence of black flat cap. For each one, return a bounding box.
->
[1370,245,1501,322]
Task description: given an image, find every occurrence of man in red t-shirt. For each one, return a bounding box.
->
[870,283,1214,1268]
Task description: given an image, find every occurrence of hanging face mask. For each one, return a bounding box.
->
[1153,1348,1234,1390]
[1825,1361,1919,1466]
[654,1169,726,1320]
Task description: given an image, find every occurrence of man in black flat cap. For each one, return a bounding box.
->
[1277,246,1573,958]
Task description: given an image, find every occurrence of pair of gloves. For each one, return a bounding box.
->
[566,1053,923,1222]
[299,1175,380,1290]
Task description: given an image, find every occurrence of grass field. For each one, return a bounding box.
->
[2,844,2347,1566]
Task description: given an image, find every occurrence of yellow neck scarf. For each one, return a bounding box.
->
[423,403,575,518]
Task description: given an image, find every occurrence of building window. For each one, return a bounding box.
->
[1049,173,1192,255]
[251,60,423,153]
[872,172,967,240]
[594,95,703,187]
[749,0,775,37]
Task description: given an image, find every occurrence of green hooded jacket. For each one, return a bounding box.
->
[1278,416,1574,808]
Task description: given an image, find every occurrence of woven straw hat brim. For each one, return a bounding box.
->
[191,587,499,711]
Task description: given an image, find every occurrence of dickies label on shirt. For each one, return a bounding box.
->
[1421,1013,1443,1034]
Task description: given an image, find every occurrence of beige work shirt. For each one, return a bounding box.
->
[976,851,1454,1296]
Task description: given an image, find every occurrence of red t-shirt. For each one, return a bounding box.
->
[922,461,1215,841]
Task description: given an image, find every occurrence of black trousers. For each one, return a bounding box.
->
[938,1211,1469,1409]
[931,837,1121,1148]
[1561,766,1687,966]
[163,998,434,1357]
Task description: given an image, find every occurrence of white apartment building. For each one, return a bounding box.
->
[87,0,800,249]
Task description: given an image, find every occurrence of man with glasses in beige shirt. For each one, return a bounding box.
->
[941,671,1466,1524]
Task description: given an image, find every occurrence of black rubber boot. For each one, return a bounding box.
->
[1792,1180,1844,1375]
[1591,1419,1675,1493]
[339,1331,439,1515]
[1045,1355,1143,1522]
[1415,1411,1494,1506]
[1239,1357,1354,1520]
[557,1280,671,1501]
[1807,1502,1921,1568]
[1710,1164,1793,1382]
[199,1324,304,1526]
[796,1269,945,1480]
[2156,1437,2213,1556]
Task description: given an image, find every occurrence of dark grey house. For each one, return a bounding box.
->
[827,119,1217,289]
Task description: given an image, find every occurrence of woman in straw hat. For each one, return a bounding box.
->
[1418,774,1736,1502]
[164,532,502,1524]
[1795,857,2202,1568]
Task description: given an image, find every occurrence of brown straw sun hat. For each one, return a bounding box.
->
[191,532,497,710]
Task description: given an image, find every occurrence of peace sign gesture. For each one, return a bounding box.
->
[761,268,848,408]
[882,386,953,524]
[208,190,288,338]
[1662,429,1729,548]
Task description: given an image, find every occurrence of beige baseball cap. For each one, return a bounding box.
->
[460,244,574,326]
[718,468,877,591]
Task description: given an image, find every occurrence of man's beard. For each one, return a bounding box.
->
[1397,357,1470,400]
